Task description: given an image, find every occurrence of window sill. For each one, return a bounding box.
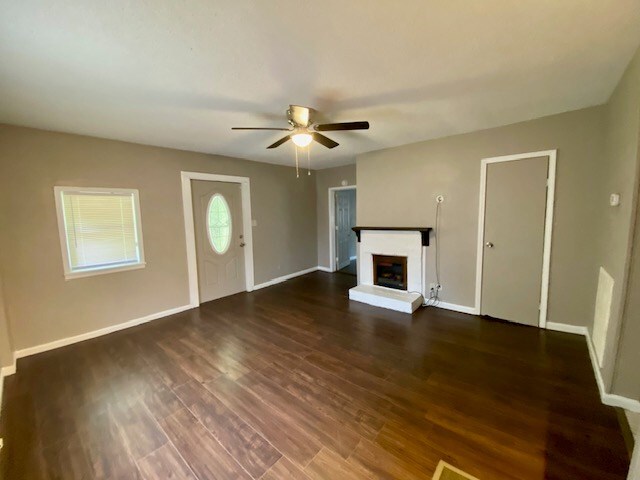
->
[64,262,146,280]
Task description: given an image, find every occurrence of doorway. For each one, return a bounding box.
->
[329,187,357,274]
[181,172,255,307]
[475,150,556,327]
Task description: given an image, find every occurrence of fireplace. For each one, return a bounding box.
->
[349,227,431,313]
[373,254,407,290]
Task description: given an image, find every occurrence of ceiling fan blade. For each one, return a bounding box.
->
[313,133,339,149]
[267,135,291,149]
[232,127,291,131]
[315,121,369,132]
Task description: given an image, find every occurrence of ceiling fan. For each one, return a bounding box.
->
[232,105,369,149]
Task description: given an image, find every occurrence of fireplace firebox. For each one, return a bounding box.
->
[372,255,408,291]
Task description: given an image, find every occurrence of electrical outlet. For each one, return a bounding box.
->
[429,283,443,292]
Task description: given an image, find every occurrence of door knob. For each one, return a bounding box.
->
[485,242,494,248]
[239,242,246,247]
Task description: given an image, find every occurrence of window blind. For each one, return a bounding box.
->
[61,191,141,271]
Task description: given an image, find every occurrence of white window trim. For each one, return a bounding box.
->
[54,186,146,280]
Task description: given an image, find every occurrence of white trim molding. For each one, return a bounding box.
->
[475,150,557,328]
[546,322,588,336]
[3,304,195,410]
[180,171,255,306]
[1,361,16,377]
[5,265,324,383]
[584,328,640,412]
[328,185,357,273]
[545,322,640,413]
[0,358,17,415]
[317,266,332,273]
[15,304,194,359]
[252,267,319,291]
[53,186,147,280]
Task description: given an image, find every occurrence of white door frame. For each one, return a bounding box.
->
[328,186,357,272]
[181,171,255,306]
[474,150,557,328]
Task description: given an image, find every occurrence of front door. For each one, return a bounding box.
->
[481,157,548,326]
[192,180,246,303]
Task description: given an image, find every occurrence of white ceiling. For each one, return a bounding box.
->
[1,1,639,169]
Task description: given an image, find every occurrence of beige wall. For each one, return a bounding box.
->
[0,125,317,351]
[357,107,605,326]
[598,46,640,398]
[315,165,357,269]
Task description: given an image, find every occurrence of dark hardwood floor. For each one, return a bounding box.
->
[338,259,357,276]
[0,272,629,479]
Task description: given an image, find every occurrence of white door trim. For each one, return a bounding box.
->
[181,171,255,306]
[328,186,357,272]
[474,149,557,328]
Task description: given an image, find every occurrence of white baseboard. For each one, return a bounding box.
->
[546,322,640,413]
[546,322,588,336]
[317,266,332,273]
[585,329,640,412]
[252,267,319,291]
[0,356,18,414]
[8,265,321,370]
[1,361,16,377]
[14,304,195,359]
[433,302,479,315]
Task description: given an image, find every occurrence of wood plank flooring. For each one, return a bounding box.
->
[0,272,630,479]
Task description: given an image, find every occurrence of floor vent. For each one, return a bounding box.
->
[433,460,480,480]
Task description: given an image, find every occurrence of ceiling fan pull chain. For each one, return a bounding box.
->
[295,145,299,178]
[307,146,311,175]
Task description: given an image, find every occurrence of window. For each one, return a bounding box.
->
[207,194,232,254]
[54,187,145,279]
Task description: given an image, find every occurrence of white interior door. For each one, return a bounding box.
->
[192,180,246,303]
[336,190,352,270]
[481,157,548,326]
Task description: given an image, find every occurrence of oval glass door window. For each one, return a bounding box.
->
[206,194,232,254]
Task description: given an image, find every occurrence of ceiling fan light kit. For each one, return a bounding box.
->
[232,105,370,175]
[291,131,313,147]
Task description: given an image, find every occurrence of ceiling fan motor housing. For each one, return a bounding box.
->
[287,105,314,128]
